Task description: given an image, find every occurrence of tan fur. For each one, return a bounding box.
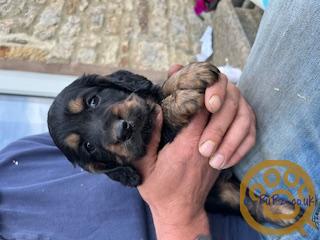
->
[68,98,84,114]
[106,143,129,159]
[162,89,204,127]
[162,62,219,96]
[64,133,80,150]
[112,94,143,118]
[86,163,96,173]
[264,203,299,226]
[85,162,108,173]
[161,62,219,129]
[219,182,240,208]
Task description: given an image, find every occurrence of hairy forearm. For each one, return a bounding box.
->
[151,207,211,240]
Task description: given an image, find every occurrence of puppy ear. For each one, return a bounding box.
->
[105,166,141,187]
[89,70,153,94]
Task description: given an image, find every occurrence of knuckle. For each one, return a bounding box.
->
[230,152,242,166]
[219,73,228,85]
[251,112,257,125]
[210,126,225,140]
[247,134,256,147]
[229,83,240,96]
[221,144,236,159]
[226,91,240,110]
[239,115,251,133]
[229,100,239,113]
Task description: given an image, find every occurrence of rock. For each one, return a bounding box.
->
[79,0,88,12]
[137,0,149,33]
[0,0,231,72]
[211,0,251,68]
[76,48,97,64]
[105,2,122,34]
[59,16,81,39]
[0,0,27,17]
[89,6,105,31]
[0,45,48,61]
[132,41,169,71]
[78,34,101,48]
[0,19,14,34]
[19,5,40,29]
[98,36,120,65]
[33,0,64,40]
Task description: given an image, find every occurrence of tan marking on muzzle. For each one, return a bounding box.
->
[68,97,84,114]
[111,94,142,119]
[106,143,129,159]
[85,162,107,173]
[86,163,96,173]
[64,133,80,150]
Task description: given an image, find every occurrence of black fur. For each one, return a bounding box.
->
[48,68,301,226]
[48,71,162,186]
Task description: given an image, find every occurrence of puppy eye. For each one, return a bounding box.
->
[84,141,95,153]
[87,95,100,108]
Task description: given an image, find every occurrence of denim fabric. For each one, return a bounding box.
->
[234,0,320,239]
[0,134,259,240]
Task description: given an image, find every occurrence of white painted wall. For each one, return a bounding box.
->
[0,70,77,149]
[0,70,76,97]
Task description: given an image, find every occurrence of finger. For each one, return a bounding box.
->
[135,105,163,177]
[222,120,256,169]
[198,83,240,159]
[168,64,183,78]
[208,97,252,169]
[205,73,228,113]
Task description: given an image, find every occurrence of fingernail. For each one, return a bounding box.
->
[199,140,215,158]
[209,95,221,113]
[209,154,225,169]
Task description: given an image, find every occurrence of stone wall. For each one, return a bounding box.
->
[0,0,213,72]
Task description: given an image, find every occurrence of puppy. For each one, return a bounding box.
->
[48,62,299,227]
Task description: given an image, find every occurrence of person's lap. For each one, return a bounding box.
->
[234,0,320,239]
[0,134,259,240]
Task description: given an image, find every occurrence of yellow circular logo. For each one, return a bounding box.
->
[240,160,318,236]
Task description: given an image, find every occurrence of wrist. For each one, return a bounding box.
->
[150,205,210,240]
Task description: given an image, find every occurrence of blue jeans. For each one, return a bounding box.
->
[234,0,320,239]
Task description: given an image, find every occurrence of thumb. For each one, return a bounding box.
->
[135,105,163,179]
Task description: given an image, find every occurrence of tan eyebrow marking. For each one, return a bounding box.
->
[64,133,80,150]
[106,143,129,158]
[85,162,111,173]
[68,97,84,114]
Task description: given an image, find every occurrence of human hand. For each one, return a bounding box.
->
[134,64,256,239]
[200,71,256,169]
[170,64,256,170]
[135,107,216,239]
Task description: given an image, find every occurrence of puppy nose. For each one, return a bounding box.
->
[115,120,133,142]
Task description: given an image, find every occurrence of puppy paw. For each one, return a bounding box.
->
[161,62,220,129]
[162,62,220,96]
[263,201,304,227]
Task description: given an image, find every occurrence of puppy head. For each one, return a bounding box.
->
[47,70,162,187]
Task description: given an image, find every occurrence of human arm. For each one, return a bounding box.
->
[135,65,256,239]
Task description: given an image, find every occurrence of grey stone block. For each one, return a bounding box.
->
[211,0,252,69]
[235,7,263,46]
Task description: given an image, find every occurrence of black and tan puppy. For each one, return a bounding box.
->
[48,62,300,227]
